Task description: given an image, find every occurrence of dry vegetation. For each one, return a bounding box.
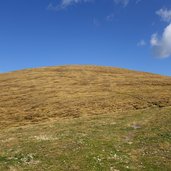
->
[0,65,171,129]
[0,65,171,170]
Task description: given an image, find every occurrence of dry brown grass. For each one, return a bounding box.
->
[0,65,171,129]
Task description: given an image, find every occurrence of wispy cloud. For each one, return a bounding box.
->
[61,0,93,8]
[156,8,171,23]
[48,0,93,11]
[47,3,58,11]
[48,0,138,11]
[150,33,158,46]
[113,0,129,7]
[135,0,142,4]
[137,40,146,47]
[93,18,100,27]
[150,23,171,58]
[106,13,115,22]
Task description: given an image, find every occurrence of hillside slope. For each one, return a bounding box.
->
[0,65,171,129]
[0,65,171,171]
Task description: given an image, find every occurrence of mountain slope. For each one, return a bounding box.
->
[0,65,171,171]
[0,65,171,129]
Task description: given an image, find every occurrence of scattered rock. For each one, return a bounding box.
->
[32,135,58,141]
[131,123,142,129]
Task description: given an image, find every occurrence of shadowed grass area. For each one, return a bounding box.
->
[0,65,171,170]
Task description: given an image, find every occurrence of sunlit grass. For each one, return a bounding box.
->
[0,65,171,170]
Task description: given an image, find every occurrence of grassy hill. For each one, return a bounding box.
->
[0,65,171,170]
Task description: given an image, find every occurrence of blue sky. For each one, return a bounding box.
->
[0,0,171,75]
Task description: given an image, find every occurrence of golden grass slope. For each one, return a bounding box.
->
[0,65,171,129]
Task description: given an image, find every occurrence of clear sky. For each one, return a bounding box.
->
[0,0,171,75]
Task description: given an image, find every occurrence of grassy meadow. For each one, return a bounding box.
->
[0,65,171,170]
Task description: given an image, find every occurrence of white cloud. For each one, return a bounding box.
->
[113,0,129,7]
[150,23,171,58]
[48,0,93,10]
[137,40,146,46]
[156,8,171,23]
[61,0,92,8]
[150,33,158,46]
